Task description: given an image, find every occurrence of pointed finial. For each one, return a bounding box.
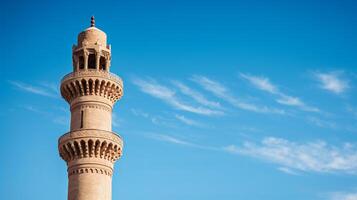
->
[90,16,95,27]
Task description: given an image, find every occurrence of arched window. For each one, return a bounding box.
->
[88,54,96,69]
[99,56,106,70]
[79,56,84,69]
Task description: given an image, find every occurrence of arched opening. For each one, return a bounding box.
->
[81,79,87,94]
[88,140,94,156]
[88,79,93,94]
[79,56,84,69]
[99,56,106,70]
[88,54,96,69]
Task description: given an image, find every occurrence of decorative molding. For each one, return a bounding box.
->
[71,103,112,112]
[60,74,123,104]
[68,167,112,177]
[61,70,122,83]
[60,129,122,143]
[59,130,123,163]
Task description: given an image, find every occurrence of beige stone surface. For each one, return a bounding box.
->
[77,27,107,48]
[68,172,112,200]
[58,17,123,200]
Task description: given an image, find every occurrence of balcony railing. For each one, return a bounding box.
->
[61,70,122,84]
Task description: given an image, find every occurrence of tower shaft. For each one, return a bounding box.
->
[58,17,123,200]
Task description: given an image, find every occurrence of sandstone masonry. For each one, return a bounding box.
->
[58,16,124,200]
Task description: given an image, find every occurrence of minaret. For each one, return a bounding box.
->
[58,17,124,200]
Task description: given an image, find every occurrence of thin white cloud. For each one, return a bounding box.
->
[240,73,278,94]
[131,109,150,118]
[132,78,223,116]
[277,95,320,112]
[192,75,285,114]
[53,116,68,125]
[112,113,121,128]
[277,167,300,175]
[223,137,357,174]
[276,95,304,106]
[329,191,357,200]
[347,106,357,119]
[148,133,217,151]
[191,75,229,97]
[172,81,222,109]
[23,105,69,126]
[9,81,57,98]
[222,144,241,154]
[307,116,337,129]
[175,114,203,127]
[240,73,320,113]
[315,71,349,94]
[24,105,48,114]
[131,108,171,126]
[150,134,193,146]
[40,82,59,94]
[147,131,357,175]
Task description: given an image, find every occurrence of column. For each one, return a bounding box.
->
[96,52,101,70]
[84,51,88,70]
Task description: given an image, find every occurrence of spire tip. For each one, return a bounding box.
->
[90,16,95,27]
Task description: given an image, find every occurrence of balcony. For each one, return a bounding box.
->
[61,70,122,85]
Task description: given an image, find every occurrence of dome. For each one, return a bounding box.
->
[77,16,107,48]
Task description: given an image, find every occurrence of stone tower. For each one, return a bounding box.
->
[58,17,124,200]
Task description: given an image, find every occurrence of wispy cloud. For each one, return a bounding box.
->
[40,82,59,94]
[148,133,217,151]
[314,71,349,94]
[53,116,68,125]
[172,81,222,109]
[112,112,122,128]
[277,167,300,175]
[132,78,223,116]
[240,73,278,94]
[149,134,194,146]
[147,131,357,175]
[192,75,285,114]
[240,73,319,112]
[9,81,57,98]
[131,109,150,118]
[175,114,204,127]
[131,108,171,126]
[131,108,205,128]
[277,95,319,112]
[24,105,48,114]
[223,137,357,174]
[347,106,357,119]
[307,116,337,129]
[23,105,68,125]
[329,191,357,200]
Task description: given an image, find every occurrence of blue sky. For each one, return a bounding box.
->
[1,0,357,199]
